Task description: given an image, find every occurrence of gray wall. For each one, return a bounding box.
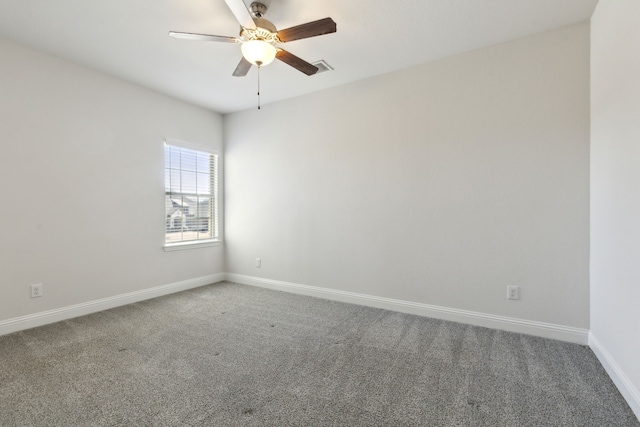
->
[0,38,224,322]
[224,23,590,328]
[590,0,640,418]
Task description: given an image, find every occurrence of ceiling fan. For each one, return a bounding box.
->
[169,0,337,77]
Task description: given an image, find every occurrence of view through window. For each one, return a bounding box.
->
[164,143,218,245]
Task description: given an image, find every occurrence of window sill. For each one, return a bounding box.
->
[163,239,221,252]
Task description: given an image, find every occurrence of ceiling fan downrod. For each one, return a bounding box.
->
[250,2,267,19]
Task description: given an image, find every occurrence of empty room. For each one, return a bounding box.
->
[1,0,638,425]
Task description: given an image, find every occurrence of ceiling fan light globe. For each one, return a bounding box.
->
[241,40,276,66]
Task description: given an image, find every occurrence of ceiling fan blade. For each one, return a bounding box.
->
[169,31,238,43]
[276,49,319,76]
[224,0,256,30]
[232,57,253,77]
[277,17,337,43]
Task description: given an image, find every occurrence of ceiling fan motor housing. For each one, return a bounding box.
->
[240,20,279,43]
[240,12,280,48]
[253,18,277,34]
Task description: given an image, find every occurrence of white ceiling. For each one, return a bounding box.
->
[0,0,598,114]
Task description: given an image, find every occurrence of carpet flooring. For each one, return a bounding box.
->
[0,281,638,426]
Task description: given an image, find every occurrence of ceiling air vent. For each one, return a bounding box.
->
[312,60,334,74]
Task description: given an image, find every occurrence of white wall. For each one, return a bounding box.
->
[590,0,640,418]
[0,37,224,324]
[225,23,590,330]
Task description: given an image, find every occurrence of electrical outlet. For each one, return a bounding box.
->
[507,286,520,300]
[256,258,261,268]
[31,284,43,298]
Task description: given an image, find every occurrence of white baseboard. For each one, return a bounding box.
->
[590,333,640,420]
[225,273,589,345]
[0,273,225,337]
[0,272,590,346]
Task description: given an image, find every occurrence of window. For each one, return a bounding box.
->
[164,142,219,249]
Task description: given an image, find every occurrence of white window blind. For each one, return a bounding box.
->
[164,143,218,245]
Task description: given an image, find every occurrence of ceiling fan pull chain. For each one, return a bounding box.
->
[257,62,262,110]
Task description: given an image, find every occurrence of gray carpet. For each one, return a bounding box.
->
[0,281,637,426]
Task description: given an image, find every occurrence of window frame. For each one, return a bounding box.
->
[163,139,220,251]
